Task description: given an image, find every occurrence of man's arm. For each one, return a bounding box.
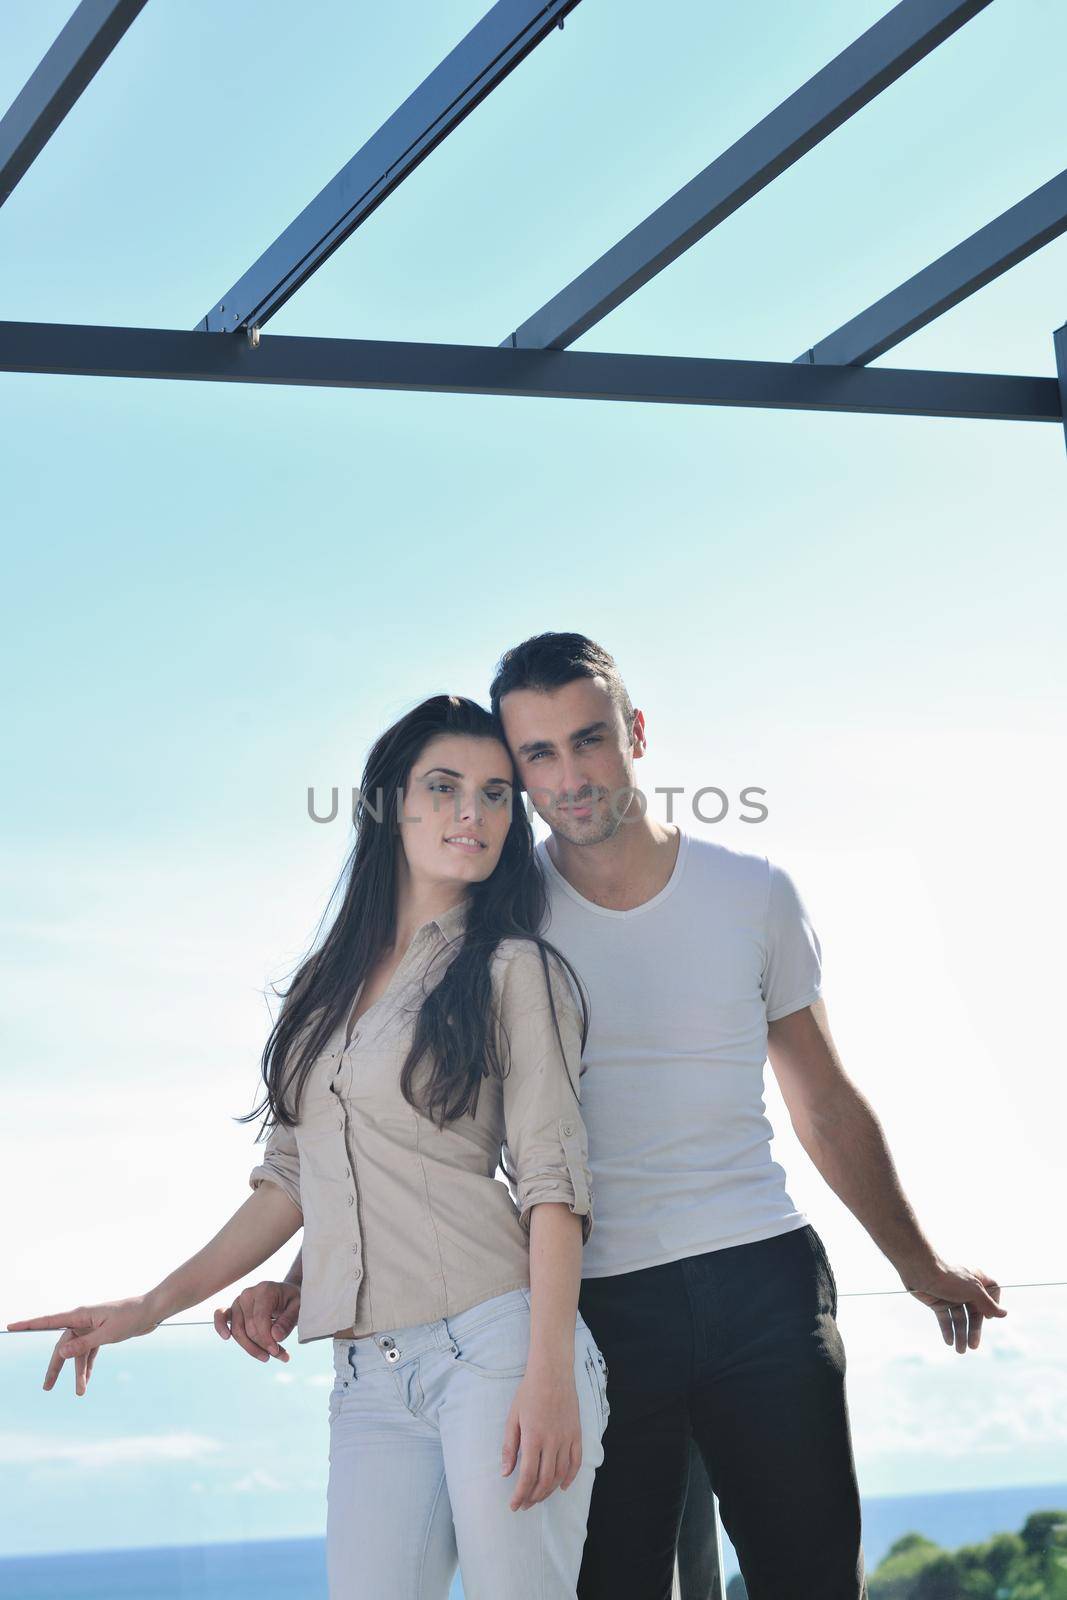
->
[766,998,1006,1352]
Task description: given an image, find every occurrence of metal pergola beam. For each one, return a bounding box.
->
[798,168,1067,367]
[196,0,581,335]
[0,320,1059,424]
[503,0,992,352]
[0,0,149,208]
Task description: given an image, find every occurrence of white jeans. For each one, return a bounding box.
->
[326,1286,610,1599]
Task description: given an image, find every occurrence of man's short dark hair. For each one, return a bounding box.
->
[489,632,635,734]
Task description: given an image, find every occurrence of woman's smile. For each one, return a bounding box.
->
[444,834,487,853]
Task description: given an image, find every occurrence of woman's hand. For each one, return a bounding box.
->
[214,1279,299,1363]
[5,1295,160,1396]
[501,1361,583,1511]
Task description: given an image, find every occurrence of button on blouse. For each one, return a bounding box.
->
[248,898,593,1344]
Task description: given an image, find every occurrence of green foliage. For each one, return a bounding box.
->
[869,1533,944,1599]
[868,1509,1067,1600]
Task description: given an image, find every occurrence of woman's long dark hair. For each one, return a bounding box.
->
[238,694,589,1143]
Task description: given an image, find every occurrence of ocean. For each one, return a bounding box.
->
[2,1481,1065,1597]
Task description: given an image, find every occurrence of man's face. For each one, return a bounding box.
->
[497,676,644,845]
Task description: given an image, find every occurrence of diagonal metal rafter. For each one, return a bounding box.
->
[0,321,1060,424]
[196,0,581,335]
[0,0,150,208]
[796,168,1067,367]
[503,0,992,351]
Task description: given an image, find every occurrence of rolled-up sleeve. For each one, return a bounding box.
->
[495,940,593,1244]
[249,1117,303,1215]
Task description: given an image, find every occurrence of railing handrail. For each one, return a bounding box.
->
[2,1278,1061,1333]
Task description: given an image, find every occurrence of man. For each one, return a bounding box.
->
[220,633,1005,1600]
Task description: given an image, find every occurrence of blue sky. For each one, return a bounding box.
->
[1,0,1066,1562]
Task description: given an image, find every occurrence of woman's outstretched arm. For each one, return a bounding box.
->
[145,1180,303,1329]
[6,1180,303,1394]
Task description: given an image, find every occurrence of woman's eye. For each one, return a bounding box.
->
[428,782,453,793]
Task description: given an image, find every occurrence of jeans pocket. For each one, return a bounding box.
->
[448,1298,530,1379]
[583,1340,610,1432]
[328,1382,345,1425]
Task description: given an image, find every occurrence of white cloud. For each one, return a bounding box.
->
[844,1296,1067,1465]
[230,1468,284,1493]
[0,1432,223,1468]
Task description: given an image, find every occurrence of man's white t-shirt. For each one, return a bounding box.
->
[534,825,822,1278]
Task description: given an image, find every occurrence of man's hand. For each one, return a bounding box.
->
[214,1280,299,1363]
[901,1258,1005,1353]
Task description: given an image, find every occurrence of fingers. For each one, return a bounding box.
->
[42,1335,72,1391]
[55,1331,98,1360]
[246,1291,289,1361]
[75,1342,101,1394]
[933,1299,977,1354]
[6,1310,86,1333]
[559,1438,581,1491]
[932,1302,952,1344]
[509,1444,543,1512]
[974,1273,1006,1317]
[271,1308,297,1344]
[923,1269,1007,1355]
[509,1441,572,1509]
[965,1272,1004,1350]
[227,1301,270,1363]
[221,1291,291,1362]
[528,1443,570,1506]
[500,1410,520,1478]
[530,1443,570,1507]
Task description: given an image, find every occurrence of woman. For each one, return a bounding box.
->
[6,694,611,1600]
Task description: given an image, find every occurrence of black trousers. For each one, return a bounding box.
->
[576,1224,868,1600]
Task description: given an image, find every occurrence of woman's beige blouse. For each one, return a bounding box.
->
[248,898,593,1344]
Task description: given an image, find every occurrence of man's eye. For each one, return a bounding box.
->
[576,736,600,748]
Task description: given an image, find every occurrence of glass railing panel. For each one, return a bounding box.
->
[717,1279,1067,1598]
[2,1283,1064,1599]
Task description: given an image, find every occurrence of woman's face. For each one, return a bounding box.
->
[398,733,515,889]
